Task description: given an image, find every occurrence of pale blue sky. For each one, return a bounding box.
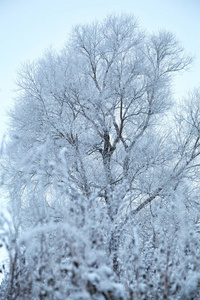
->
[0,0,200,141]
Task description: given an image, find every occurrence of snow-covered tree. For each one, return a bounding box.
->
[1,14,200,299]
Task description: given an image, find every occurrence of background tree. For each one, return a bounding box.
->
[1,14,200,299]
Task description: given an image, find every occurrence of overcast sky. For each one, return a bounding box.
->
[0,0,199,142]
